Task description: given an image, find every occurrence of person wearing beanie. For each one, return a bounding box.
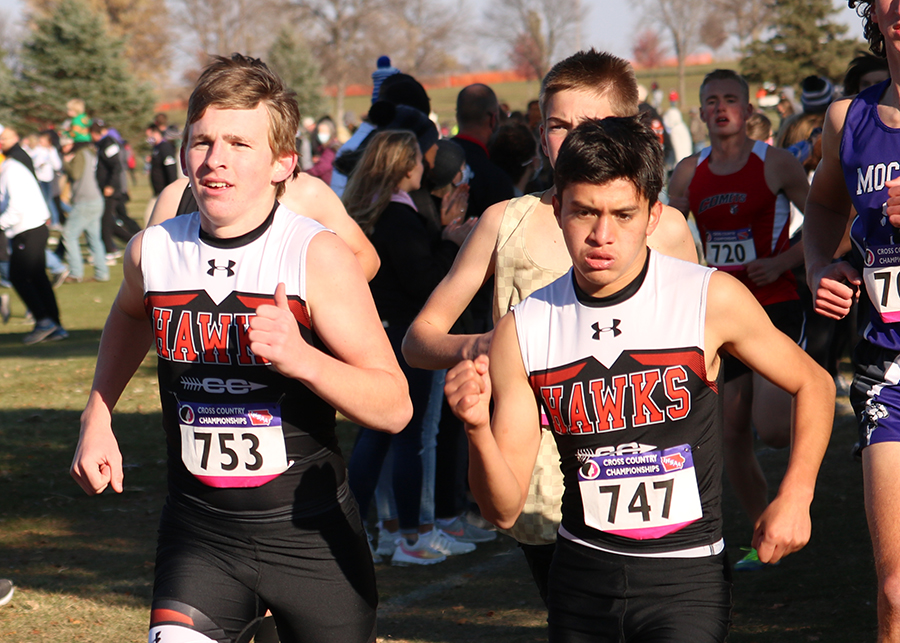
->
[371,55,400,105]
[332,101,440,186]
[331,72,431,197]
[800,75,835,114]
[775,76,834,149]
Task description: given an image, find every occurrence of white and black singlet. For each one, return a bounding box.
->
[515,251,724,558]
[142,203,344,522]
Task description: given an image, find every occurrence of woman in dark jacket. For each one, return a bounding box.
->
[344,129,469,565]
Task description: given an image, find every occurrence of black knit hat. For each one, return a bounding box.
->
[369,102,439,154]
[801,76,834,113]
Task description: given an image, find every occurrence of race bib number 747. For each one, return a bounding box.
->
[578,444,702,540]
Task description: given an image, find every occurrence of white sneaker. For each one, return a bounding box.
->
[367,532,382,564]
[420,529,476,556]
[391,537,446,566]
[375,523,398,558]
[0,579,13,606]
[438,516,497,543]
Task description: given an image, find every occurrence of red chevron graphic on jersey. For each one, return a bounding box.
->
[631,350,717,393]
[529,361,587,389]
[237,295,311,328]
[145,293,198,308]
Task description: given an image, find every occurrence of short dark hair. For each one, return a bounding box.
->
[553,117,663,207]
[489,122,538,184]
[849,0,885,57]
[843,51,889,94]
[185,53,299,197]
[540,49,639,119]
[456,84,498,129]
[700,69,750,104]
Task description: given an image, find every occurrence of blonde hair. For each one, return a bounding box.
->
[66,98,85,113]
[185,53,299,198]
[342,130,418,234]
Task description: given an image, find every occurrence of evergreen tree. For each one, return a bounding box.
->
[7,0,154,141]
[741,0,863,86]
[267,28,326,121]
[0,57,16,127]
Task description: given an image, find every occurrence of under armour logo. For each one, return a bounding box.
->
[592,319,621,339]
[207,259,236,277]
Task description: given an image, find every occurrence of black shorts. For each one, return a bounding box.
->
[150,498,377,643]
[547,537,732,643]
[723,299,805,382]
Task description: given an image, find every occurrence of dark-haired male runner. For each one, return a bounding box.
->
[446,117,833,642]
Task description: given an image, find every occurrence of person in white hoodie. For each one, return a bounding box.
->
[0,125,66,344]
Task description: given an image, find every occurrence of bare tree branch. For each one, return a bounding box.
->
[483,0,583,79]
[638,0,705,106]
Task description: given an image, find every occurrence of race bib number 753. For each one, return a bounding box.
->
[178,402,292,488]
[578,444,702,540]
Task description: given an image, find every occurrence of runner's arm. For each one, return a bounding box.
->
[444,312,542,528]
[648,204,698,263]
[402,199,507,369]
[249,232,411,433]
[706,270,834,564]
[71,233,154,495]
[666,155,698,216]
[281,174,380,281]
[803,99,860,320]
[147,177,189,227]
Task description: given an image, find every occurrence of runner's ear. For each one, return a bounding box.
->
[646,201,663,237]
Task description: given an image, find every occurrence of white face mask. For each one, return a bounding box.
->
[317,131,331,145]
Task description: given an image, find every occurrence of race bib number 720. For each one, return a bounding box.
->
[578,444,702,540]
[704,228,756,269]
[178,402,292,488]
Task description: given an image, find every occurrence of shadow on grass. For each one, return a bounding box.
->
[722,403,878,642]
[0,328,104,359]
[377,552,547,643]
[0,408,166,604]
[378,615,545,643]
